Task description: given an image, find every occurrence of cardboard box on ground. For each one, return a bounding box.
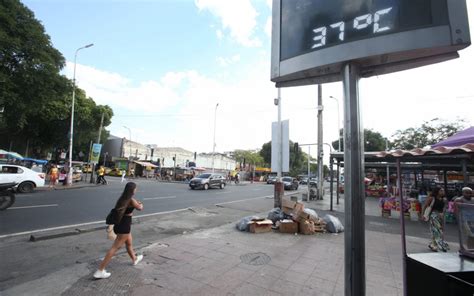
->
[279,219,299,233]
[281,198,326,235]
[248,219,273,233]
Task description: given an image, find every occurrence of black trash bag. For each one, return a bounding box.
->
[323,214,344,233]
[236,216,259,232]
[267,208,285,224]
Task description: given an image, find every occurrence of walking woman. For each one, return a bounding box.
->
[48,164,58,189]
[423,187,449,252]
[93,182,144,279]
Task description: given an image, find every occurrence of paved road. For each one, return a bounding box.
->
[0,178,276,236]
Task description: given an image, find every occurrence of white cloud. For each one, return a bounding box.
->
[216,29,223,40]
[64,62,182,113]
[195,0,261,47]
[264,17,272,38]
[216,54,241,66]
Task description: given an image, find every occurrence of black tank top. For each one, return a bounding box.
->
[432,198,445,212]
[124,207,135,214]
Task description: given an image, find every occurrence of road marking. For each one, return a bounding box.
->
[252,188,262,191]
[215,195,273,206]
[8,204,58,210]
[143,196,176,200]
[0,208,189,239]
[215,191,231,195]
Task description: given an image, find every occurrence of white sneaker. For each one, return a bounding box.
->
[93,269,111,279]
[133,254,143,266]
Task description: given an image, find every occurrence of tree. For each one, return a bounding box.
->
[258,141,317,176]
[332,129,387,152]
[391,118,466,150]
[233,150,264,167]
[0,0,113,159]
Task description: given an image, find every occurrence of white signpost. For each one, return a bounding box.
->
[271,120,289,174]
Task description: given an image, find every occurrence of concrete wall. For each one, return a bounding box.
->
[151,147,194,167]
[196,154,236,171]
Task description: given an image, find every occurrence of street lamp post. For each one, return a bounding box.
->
[67,43,94,186]
[329,96,341,152]
[212,103,219,173]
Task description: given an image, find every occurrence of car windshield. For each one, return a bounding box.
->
[282,177,292,182]
[196,174,211,179]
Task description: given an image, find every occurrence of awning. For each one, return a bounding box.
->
[0,151,23,160]
[134,161,158,168]
[22,158,48,165]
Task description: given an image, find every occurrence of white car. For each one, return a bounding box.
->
[0,164,46,193]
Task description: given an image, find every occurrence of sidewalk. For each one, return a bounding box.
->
[1,189,456,296]
[11,221,430,296]
[2,208,436,296]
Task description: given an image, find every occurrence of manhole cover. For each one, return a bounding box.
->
[240,252,271,266]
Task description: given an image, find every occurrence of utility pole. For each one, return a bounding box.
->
[173,154,177,181]
[274,88,284,208]
[90,112,104,184]
[317,84,324,200]
[212,103,219,173]
[386,138,390,196]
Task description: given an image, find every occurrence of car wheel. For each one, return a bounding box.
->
[18,182,35,193]
[220,182,225,189]
[203,183,209,190]
[190,186,195,190]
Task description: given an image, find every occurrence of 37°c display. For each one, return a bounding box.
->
[281,0,449,61]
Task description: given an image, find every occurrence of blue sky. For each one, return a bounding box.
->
[25,0,271,83]
[22,0,474,156]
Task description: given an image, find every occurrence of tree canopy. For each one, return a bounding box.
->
[0,0,113,159]
[332,129,387,152]
[391,118,466,150]
[258,141,328,176]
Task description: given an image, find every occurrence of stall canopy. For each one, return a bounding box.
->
[134,161,158,168]
[431,126,474,148]
[0,150,24,160]
[22,158,48,165]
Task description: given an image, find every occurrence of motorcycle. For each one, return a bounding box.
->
[0,182,16,210]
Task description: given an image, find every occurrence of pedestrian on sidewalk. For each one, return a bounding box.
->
[96,166,107,185]
[48,164,58,189]
[423,187,449,252]
[93,182,144,279]
[121,170,126,183]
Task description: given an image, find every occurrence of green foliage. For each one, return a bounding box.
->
[332,129,387,152]
[0,0,113,159]
[259,141,319,176]
[391,118,466,150]
[233,150,264,166]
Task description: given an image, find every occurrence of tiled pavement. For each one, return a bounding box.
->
[58,219,436,296]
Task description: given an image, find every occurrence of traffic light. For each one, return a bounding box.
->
[294,142,299,154]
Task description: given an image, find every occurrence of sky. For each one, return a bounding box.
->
[23,0,474,160]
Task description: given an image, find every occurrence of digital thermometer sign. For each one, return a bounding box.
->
[271,0,471,87]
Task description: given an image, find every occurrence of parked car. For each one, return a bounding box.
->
[0,164,45,193]
[266,176,277,184]
[57,165,83,183]
[309,178,318,188]
[299,177,308,185]
[282,177,299,190]
[108,168,125,176]
[189,173,226,190]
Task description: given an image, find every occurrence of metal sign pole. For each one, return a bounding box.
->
[317,84,324,200]
[343,63,365,296]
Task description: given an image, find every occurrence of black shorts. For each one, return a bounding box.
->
[114,216,132,234]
